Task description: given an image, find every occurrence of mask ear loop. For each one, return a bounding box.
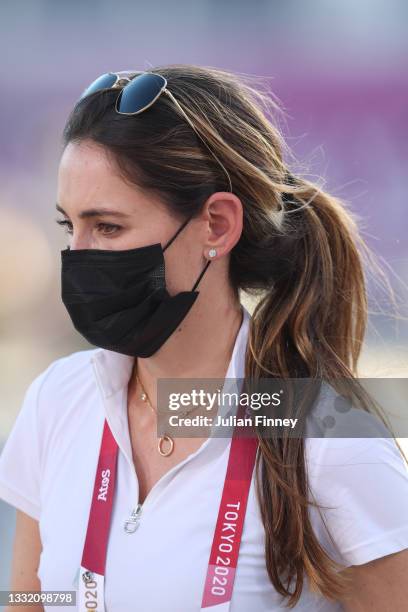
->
[161,212,212,292]
[162,213,196,252]
[191,258,212,291]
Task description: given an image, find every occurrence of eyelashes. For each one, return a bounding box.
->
[55,218,122,236]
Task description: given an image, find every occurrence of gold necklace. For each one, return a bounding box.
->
[132,363,199,458]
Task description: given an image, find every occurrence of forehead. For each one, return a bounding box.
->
[58,140,125,195]
[57,140,159,215]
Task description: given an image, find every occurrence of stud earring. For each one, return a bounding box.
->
[208,248,217,258]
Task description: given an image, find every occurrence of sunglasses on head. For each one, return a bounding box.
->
[78,70,233,193]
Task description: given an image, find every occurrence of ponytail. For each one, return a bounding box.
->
[244,174,397,606]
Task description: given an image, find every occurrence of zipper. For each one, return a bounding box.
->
[124,502,143,534]
[91,357,143,535]
[91,355,216,537]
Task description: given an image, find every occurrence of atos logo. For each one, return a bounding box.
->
[97,468,111,502]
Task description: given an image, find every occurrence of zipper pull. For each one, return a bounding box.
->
[124,503,143,534]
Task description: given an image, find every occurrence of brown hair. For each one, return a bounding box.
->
[61,64,406,607]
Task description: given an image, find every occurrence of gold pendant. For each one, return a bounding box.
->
[158,435,174,457]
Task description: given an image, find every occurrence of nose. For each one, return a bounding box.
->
[69,228,93,251]
[69,237,90,251]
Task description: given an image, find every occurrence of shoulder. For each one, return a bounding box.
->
[0,348,100,519]
[304,384,408,567]
[18,348,101,441]
[304,381,408,509]
[36,347,98,389]
[305,380,393,439]
[305,435,408,491]
[31,347,99,407]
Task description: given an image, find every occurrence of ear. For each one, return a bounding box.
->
[200,192,243,259]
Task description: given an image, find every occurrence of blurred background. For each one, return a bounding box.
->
[0,0,407,598]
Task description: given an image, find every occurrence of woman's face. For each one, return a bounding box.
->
[56,139,207,294]
[57,139,187,251]
[56,138,243,296]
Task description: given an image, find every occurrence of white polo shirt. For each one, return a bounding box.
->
[1,304,408,611]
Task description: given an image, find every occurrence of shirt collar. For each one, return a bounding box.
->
[90,304,251,399]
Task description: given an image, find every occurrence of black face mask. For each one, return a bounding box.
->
[60,214,211,358]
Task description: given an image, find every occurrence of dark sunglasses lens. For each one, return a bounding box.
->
[79,73,118,100]
[117,73,166,114]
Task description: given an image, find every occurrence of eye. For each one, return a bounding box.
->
[97,222,122,235]
[55,219,73,235]
[55,219,122,236]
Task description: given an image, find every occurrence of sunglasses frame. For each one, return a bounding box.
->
[79,70,233,193]
[114,72,168,116]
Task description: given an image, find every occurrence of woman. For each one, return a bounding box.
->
[0,64,407,611]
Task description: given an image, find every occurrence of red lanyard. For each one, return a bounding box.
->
[78,401,258,611]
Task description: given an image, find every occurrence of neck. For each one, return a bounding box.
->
[130,294,244,403]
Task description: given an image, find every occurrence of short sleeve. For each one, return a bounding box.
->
[0,365,56,521]
[306,437,408,567]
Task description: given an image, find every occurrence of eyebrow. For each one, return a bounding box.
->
[55,203,132,219]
